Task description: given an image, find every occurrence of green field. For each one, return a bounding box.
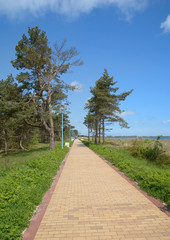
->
[83,140,170,210]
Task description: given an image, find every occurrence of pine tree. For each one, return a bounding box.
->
[0,75,39,152]
[0,75,23,153]
[85,69,133,144]
[12,26,82,150]
[84,113,95,141]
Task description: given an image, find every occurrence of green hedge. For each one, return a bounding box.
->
[83,141,170,210]
[0,145,69,240]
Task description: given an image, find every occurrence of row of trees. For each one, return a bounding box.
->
[0,26,81,153]
[84,69,133,144]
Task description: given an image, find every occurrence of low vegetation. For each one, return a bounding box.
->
[0,144,69,240]
[83,140,170,210]
[129,137,170,164]
[0,143,50,171]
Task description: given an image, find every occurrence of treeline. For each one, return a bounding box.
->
[84,69,133,143]
[0,26,81,153]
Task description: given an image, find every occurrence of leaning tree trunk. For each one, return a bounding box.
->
[40,109,55,151]
[47,98,55,151]
[49,130,55,150]
[20,135,25,150]
[102,118,105,144]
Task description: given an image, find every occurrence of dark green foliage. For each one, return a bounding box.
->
[83,141,170,209]
[84,69,133,144]
[0,144,69,239]
[1,27,79,152]
[12,26,82,150]
[0,75,22,153]
[0,75,41,153]
[11,26,51,70]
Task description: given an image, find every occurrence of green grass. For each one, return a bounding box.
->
[83,141,170,210]
[0,143,50,171]
[0,143,69,240]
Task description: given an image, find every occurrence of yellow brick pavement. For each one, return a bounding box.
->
[34,140,170,240]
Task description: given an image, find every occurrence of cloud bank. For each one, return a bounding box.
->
[161,14,170,33]
[0,0,148,19]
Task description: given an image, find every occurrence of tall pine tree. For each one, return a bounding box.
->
[85,69,133,143]
[12,26,82,150]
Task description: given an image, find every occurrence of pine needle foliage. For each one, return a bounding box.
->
[85,69,133,144]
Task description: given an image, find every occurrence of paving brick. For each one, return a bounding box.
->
[33,140,170,240]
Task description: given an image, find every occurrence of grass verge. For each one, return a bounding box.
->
[0,144,69,240]
[83,141,170,210]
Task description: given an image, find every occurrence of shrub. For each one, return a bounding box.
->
[129,137,167,162]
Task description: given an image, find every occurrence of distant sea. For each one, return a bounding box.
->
[144,137,170,140]
[111,136,170,140]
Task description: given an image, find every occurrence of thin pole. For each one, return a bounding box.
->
[62,112,63,149]
[69,125,71,146]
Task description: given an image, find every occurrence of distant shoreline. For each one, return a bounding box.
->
[107,136,170,140]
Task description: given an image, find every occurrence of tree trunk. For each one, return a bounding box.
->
[99,122,101,144]
[40,103,55,151]
[102,118,105,144]
[3,129,8,154]
[50,130,55,151]
[95,120,98,144]
[88,125,90,141]
[20,136,25,150]
[49,116,55,151]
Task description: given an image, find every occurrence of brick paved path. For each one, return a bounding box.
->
[34,140,170,240]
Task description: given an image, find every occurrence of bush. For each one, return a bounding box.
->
[29,133,40,145]
[129,137,168,162]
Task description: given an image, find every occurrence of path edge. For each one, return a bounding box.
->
[81,141,170,217]
[22,143,74,240]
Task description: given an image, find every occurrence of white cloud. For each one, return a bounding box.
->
[0,0,148,19]
[160,14,170,33]
[163,120,170,124]
[74,120,80,123]
[70,81,83,92]
[133,121,139,124]
[120,111,135,116]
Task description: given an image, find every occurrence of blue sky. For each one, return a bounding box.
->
[0,0,170,136]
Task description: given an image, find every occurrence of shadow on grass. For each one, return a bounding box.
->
[1,146,49,158]
[0,144,50,170]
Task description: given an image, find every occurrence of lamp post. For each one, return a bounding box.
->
[69,125,71,147]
